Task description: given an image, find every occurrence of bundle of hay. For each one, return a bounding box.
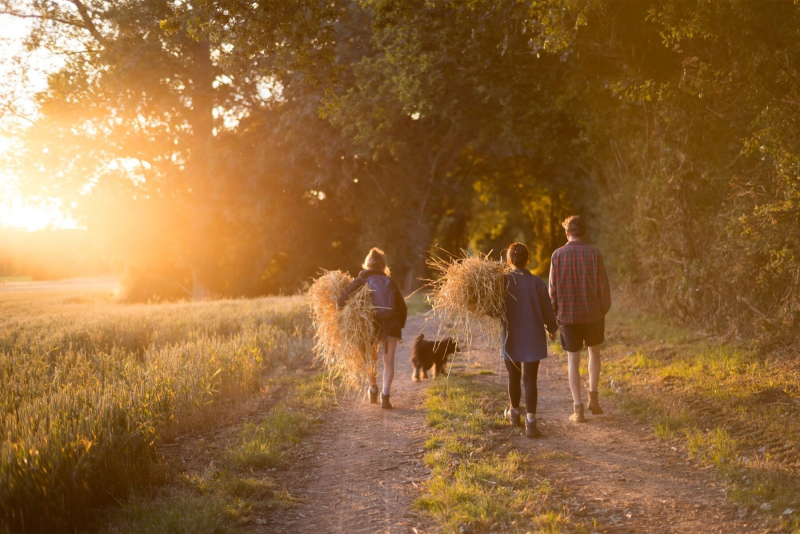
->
[307,270,380,391]
[426,251,508,347]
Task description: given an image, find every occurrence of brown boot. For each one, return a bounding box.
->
[504,407,521,428]
[587,391,603,415]
[525,417,542,438]
[569,404,587,423]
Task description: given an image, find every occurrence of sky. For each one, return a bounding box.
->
[0,12,79,231]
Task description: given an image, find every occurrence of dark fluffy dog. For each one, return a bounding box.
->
[411,333,460,382]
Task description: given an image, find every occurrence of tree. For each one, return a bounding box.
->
[526,0,800,338]
[1,0,341,298]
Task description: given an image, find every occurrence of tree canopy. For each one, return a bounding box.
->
[3,0,798,341]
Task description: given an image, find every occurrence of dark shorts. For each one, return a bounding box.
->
[375,318,402,342]
[559,317,605,352]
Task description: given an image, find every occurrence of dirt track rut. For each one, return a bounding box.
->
[260,314,434,533]
[475,347,769,534]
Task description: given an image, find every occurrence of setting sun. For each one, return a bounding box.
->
[1,1,799,532]
[0,184,78,231]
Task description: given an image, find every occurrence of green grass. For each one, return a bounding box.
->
[604,304,800,531]
[225,374,328,470]
[0,276,32,283]
[417,376,584,533]
[405,290,432,316]
[101,371,332,533]
[102,492,241,534]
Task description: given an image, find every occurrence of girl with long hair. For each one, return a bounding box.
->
[338,248,407,408]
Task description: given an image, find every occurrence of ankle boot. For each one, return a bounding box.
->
[569,403,587,423]
[504,407,521,427]
[381,393,393,409]
[525,417,542,438]
[587,391,603,414]
[368,386,378,404]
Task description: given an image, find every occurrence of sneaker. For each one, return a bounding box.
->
[504,407,521,428]
[525,418,542,438]
[381,393,393,409]
[368,386,378,404]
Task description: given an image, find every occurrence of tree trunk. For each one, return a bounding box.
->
[186,32,217,299]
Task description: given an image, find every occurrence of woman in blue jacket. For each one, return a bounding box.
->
[502,243,558,438]
[338,248,407,409]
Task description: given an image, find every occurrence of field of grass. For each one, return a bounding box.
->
[0,276,33,283]
[418,376,585,533]
[101,371,333,534]
[603,299,800,531]
[0,287,310,532]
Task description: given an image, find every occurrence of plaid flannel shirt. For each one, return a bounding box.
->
[549,240,611,325]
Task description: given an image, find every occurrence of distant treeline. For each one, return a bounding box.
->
[4,0,798,341]
[0,229,111,280]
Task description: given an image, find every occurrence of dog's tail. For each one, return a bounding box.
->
[413,333,425,352]
[410,333,425,363]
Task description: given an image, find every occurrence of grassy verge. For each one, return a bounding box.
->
[101,370,333,533]
[0,295,309,532]
[603,303,800,531]
[405,290,432,316]
[416,375,586,533]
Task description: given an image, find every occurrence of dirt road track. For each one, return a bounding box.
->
[261,314,772,533]
[260,314,434,533]
[475,348,768,534]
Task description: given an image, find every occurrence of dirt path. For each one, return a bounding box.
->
[473,346,769,534]
[257,317,770,534]
[261,314,435,534]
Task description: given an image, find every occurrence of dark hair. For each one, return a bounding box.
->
[362,247,390,275]
[562,215,587,238]
[507,242,529,269]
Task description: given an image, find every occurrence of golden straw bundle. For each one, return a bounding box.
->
[307,270,379,391]
[426,251,508,347]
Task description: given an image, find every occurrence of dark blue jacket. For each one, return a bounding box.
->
[501,269,558,362]
[338,269,407,340]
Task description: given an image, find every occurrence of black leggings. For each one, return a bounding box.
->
[504,360,540,414]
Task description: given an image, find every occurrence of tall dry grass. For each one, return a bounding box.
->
[0,291,309,532]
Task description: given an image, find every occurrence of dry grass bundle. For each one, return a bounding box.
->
[307,270,379,391]
[426,251,508,347]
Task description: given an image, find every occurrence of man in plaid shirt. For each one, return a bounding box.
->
[549,215,611,423]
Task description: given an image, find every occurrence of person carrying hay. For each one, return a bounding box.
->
[338,248,407,409]
[501,242,558,438]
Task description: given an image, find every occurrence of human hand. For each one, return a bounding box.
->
[548,331,556,341]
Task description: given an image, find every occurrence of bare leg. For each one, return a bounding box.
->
[567,351,583,405]
[369,344,379,389]
[588,345,601,392]
[382,337,397,394]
